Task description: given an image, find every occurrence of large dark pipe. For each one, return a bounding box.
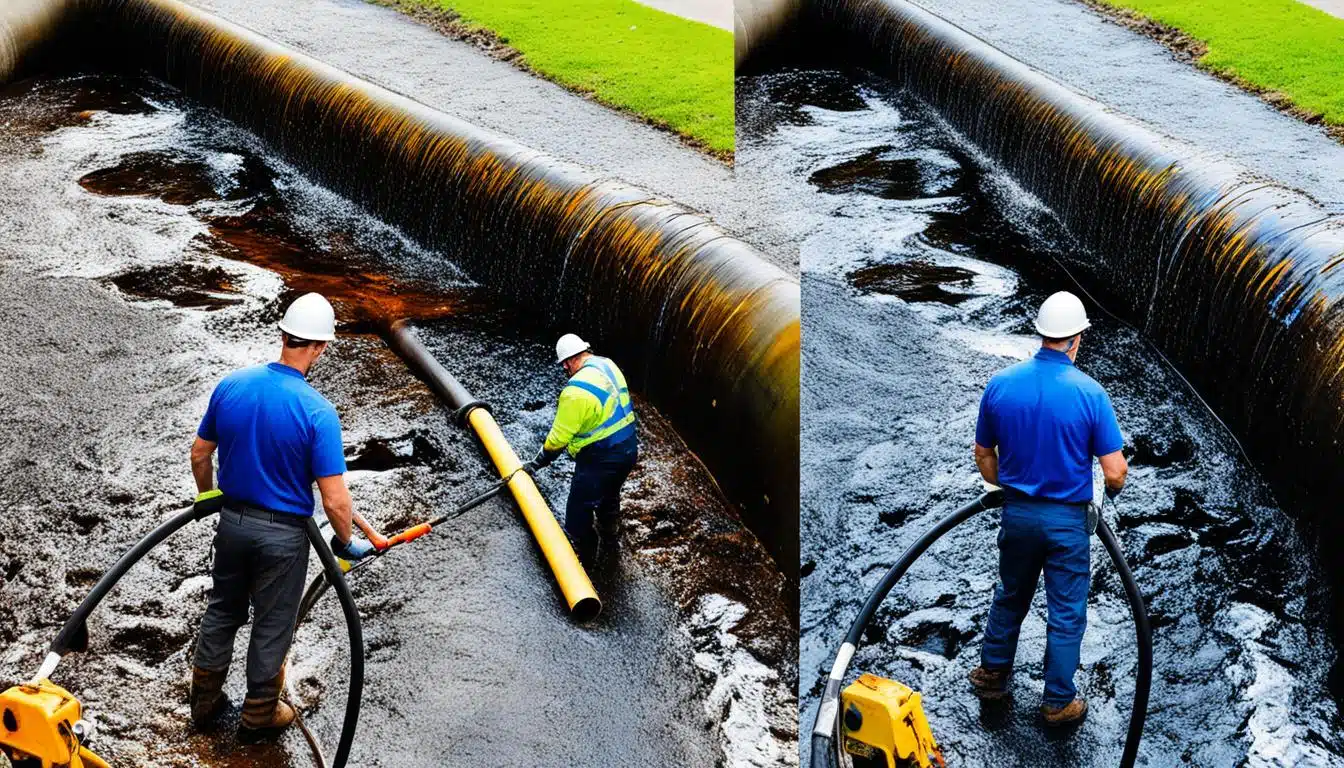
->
[45,0,800,579]
[800,0,1344,614]
[735,0,803,68]
[0,0,75,82]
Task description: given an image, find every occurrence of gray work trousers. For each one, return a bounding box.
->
[192,506,309,693]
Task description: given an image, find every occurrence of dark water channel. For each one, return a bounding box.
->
[736,69,1344,766]
[0,73,793,767]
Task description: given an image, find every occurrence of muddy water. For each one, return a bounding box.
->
[735,69,1344,766]
[0,73,794,766]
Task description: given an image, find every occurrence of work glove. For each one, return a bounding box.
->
[330,535,376,561]
[522,447,562,475]
[1086,502,1100,536]
[1105,483,1123,501]
[194,488,225,515]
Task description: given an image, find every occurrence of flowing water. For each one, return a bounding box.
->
[736,68,1344,767]
[0,72,795,767]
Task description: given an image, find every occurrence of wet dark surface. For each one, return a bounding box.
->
[0,73,793,766]
[736,68,1344,766]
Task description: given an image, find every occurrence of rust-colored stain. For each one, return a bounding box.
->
[4,0,801,572]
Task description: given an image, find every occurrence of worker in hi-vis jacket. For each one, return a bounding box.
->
[524,333,638,562]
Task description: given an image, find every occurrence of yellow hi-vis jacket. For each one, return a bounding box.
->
[543,356,636,457]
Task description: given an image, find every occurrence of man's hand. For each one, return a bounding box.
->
[522,447,561,475]
[194,488,225,515]
[330,535,376,561]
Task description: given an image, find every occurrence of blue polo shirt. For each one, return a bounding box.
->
[975,347,1124,503]
[197,362,347,516]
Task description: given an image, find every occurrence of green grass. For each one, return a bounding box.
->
[1093,0,1344,130]
[390,0,733,155]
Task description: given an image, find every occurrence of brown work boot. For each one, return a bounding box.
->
[240,668,296,732]
[968,666,1011,699]
[189,666,229,727]
[1041,697,1088,726]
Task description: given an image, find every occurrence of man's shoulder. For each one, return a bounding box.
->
[219,363,269,388]
[989,357,1035,386]
[1060,365,1108,397]
[291,379,337,414]
[569,364,609,387]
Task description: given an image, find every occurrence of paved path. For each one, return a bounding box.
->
[1299,0,1344,18]
[180,0,795,270]
[908,0,1344,212]
[633,0,732,30]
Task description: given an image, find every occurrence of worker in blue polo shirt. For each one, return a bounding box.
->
[968,291,1129,727]
[186,293,375,733]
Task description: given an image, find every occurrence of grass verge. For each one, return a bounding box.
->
[374,0,733,159]
[1082,0,1344,141]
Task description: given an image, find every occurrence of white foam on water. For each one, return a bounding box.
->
[686,594,798,768]
[1220,603,1344,768]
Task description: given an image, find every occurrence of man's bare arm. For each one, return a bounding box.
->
[191,437,217,494]
[316,474,353,544]
[974,443,999,486]
[1099,450,1128,492]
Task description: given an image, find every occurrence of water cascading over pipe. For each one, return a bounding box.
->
[747,0,1344,608]
[8,0,801,581]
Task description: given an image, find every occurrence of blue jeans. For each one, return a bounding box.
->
[566,432,638,556]
[981,499,1091,707]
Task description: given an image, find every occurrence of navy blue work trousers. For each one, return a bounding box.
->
[565,433,638,555]
[980,498,1091,707]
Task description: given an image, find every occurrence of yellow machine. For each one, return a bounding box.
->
[0,679,107,768]
[840,674,944,768]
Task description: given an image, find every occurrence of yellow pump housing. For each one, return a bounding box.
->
[0,679,108,768]
[840,673,944,768]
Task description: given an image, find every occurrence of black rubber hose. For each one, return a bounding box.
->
[809,490,1152,768]
[1096,513,1152,768]
[304,517,364,768]
[50,502,217,656]
[809,491,1004,767]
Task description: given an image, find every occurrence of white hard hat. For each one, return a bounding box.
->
[1034,291,1091,338]
[555,333,591,363]
[279,292,336,341]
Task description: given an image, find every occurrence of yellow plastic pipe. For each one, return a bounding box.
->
[466,407,601,621]
[386,321,600,621]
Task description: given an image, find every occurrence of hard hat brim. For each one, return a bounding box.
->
[279,320,336,342]
[556,344,591,363]
[1034,318,1091,338]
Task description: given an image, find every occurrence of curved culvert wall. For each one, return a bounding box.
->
[5,0,800,578]
[749,0,1344,590]
[0,0,73,82]
[735,0,802,68]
